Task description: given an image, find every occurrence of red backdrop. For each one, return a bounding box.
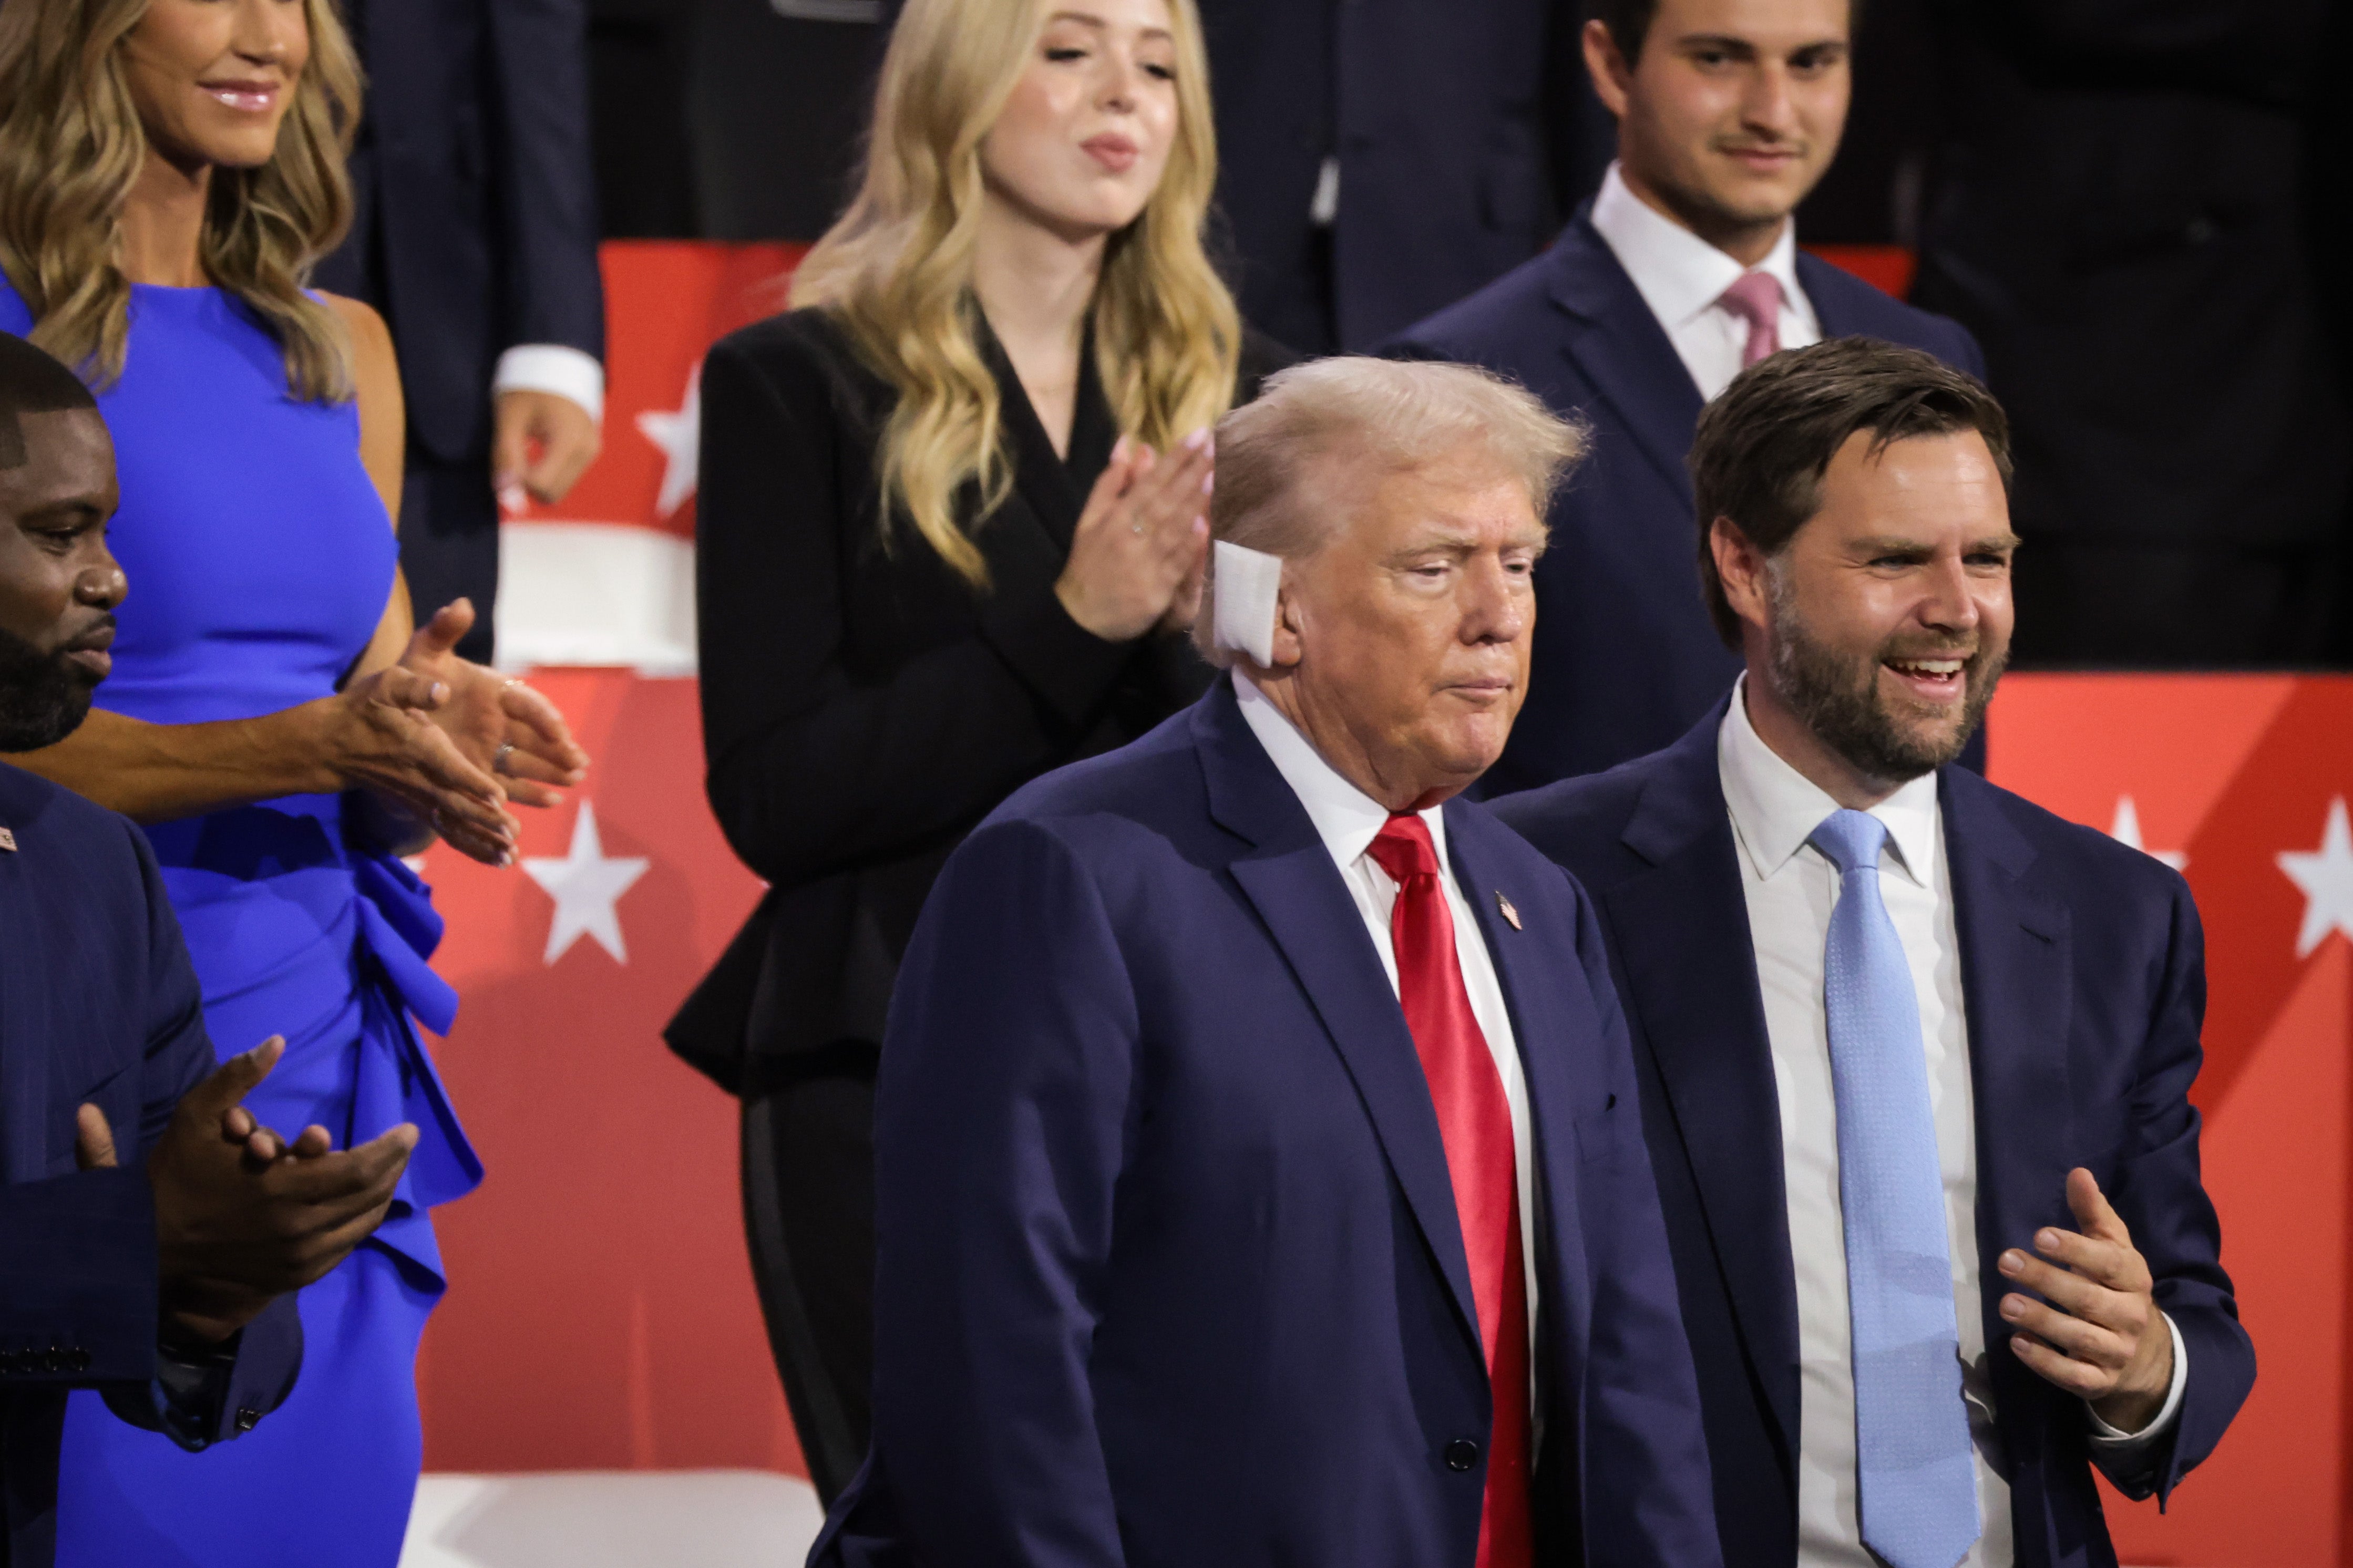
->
[407,243,2352,1565]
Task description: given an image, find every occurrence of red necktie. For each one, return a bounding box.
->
[1366,813,1533,1568]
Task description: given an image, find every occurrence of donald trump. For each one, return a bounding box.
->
[810,358,1721,1568]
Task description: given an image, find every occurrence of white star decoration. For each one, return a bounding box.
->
[2108,796,2186,872]
[635,362,701,518]
[522,801,651,965]
[2278,797,2353,958]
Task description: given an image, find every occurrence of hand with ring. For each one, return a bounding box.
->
[387,599,591,863]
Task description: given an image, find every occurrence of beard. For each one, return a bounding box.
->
[1762,569,2005,783]
[0,622,99,752]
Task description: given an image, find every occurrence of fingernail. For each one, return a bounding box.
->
[1111,435,1129,461]
[2000,1296,2023,1320]
[498,483,528,514]
[1181,427,1210,452]
[1200,470,1215,496]
[2038,1230,2062,1252]
[1998,1250,2023,1275]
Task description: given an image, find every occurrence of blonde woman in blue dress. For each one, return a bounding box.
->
[0,0,591,1560]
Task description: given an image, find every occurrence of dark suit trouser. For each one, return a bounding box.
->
[399,452,500,666]
[2011,535,2345,667]
[742,1043,877,1507]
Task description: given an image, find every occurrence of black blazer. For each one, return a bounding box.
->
[1386,212,1986,791]
[0,763,301,1568]
[668,310,1290,1090]
[1493,702,2256,1568]
[314,0,607,465]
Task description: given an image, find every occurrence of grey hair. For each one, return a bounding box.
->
[1191,355,1587,666]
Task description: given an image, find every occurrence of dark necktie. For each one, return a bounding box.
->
[1366,813,1532,1568]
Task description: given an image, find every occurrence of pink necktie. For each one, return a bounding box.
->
[1718,270,1784,367]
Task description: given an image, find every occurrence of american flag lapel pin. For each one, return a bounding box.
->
[0,827,19,851]
[1495,889,1520,930]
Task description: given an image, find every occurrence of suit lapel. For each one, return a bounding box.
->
[1445,805,1585,1345]
[1194,688,1484,1357]
[1545,217,1707,504]
[1940,768,2075,1458]
[0,825,30,1184]
[1604,711,1802,1457]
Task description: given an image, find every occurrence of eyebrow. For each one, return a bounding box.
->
[1672,32,1849,55]
[1849,532,2022,554]
[1046,11,1174,39]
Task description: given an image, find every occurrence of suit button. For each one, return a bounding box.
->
[235,1407,261,1433]
[0,1350,16,1375]
[1444,1438,1481,1472]
[44,1347,67,1374]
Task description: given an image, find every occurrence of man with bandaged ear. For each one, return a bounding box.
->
[811,358,1719,1568]
[0,333,414,1568]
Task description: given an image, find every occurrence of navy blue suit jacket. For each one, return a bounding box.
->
[315,0,606,465]
[0,764,301,1568]
[1197,0,1587,352]
[812,680,1721,1568]
[1386,213,1986,792]
[1492,703,2256,1568]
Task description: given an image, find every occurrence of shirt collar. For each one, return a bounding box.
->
[1716,674,1940,888]
[1588,161,1811,338]
[1232,670,1453,878]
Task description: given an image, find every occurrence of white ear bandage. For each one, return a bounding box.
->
[1211,540,1283,668]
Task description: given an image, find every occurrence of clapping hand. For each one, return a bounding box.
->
[1997,1168,2175,1434]
[76,1037,416,1346]
[398,597,590,813]
[1055,432,1215,643]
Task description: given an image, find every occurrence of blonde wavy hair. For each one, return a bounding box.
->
[0,0,362,400]
[793,0,1241,589]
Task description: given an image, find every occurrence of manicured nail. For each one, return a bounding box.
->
[1112,434,1130,461]
[1200,469,1215,496]
[1181,427,1210,452]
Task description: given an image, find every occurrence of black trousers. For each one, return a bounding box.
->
[741,1045,877,1506]
[2010,536,2346,668]
[398,451,500,665]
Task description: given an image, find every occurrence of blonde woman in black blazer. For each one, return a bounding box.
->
[668,0,1289,1498]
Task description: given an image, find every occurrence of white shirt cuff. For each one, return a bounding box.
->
[492,345,605,427]
[2087,1312,2187,1447]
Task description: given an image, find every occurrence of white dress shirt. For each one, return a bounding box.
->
[492,344,605,427]
[1717,678,2184,1566]
[1233,671,1538,1330]
[1588,162,1821,401]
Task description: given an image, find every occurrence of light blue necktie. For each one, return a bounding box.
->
[1809,809,1981,1568]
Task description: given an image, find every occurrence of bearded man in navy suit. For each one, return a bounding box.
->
[0,335,417,1568]
[1495,339,2253,1568]
[813,358,1720,1568]
[1388,0,1983,790]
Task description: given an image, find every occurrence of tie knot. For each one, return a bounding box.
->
[1368,812,1441,885]
[1718,269,1784,329]
[1808,808,1889,876]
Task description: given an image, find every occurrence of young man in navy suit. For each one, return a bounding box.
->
[1388,0,1983,791]
[0,335,417,1568]
[1495,340,2253,1568]
[813,359,1720,1568]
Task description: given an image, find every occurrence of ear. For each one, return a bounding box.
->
[1582,17,1634,119]
[1710,516,1773,637]
[1267,582,1306,671]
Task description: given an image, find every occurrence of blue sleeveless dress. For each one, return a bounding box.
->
[0,282,485,1566]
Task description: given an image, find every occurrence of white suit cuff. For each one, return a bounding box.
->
[2087,1312,2187,1447]
[492,345,605,426]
